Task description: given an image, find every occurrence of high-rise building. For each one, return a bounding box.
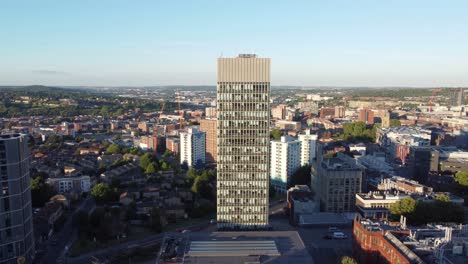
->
[217,54,270,230]
[298,130,318,166]
[180,127,206,168]
[270,136,301,192]
[381,110,391,128]
[205,107,217,119]
[271,104,287,120]
[0,134,35,263]
[334,106,345,118]
[359,108,374,125]
[199,119,217,163]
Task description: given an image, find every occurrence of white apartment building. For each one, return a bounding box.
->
[298,130,318,166]
[47,175,91,193]
[180,127,206,168]
[270,136,302,192]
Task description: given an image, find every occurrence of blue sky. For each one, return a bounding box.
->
[1,0,467,86]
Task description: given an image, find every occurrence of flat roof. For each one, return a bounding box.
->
[181,231,313,264]
[188,241,280,257]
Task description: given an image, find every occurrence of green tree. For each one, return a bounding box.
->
[187,168,198,182]
[105,143,120,154]
[290,165,312,187]
[270,129,281,140]
[161,161,170,171]
[145,163,157,174]
[90,183,111,202]
[389,197,417,218]
[390,119,401,127]
[45,134,61,145]
[435,193,451,202]
[163,150,172,158]
[191,176,212,199]
[455,171,468,186]
[31,176,57,207]
[139,153,153,170]
[340,256,358,264]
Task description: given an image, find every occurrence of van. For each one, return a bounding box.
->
[333,232,348,239]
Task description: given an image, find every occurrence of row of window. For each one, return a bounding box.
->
[218,138,269,145]
[218,102,270,111]
[217,83,269,93]
[217,93,268,102]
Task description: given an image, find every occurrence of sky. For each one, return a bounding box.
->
[1,0,468,87]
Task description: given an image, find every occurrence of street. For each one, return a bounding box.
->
[34,197,95,264]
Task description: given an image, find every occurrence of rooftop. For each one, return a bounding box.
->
[159,231,313,264]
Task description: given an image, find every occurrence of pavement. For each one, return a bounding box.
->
[34,197,95,264]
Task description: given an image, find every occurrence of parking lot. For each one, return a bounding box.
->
[298,225,353,264]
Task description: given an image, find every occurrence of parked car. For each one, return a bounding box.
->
[332,232,348,239]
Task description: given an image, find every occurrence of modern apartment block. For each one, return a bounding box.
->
[298,130,318,166]
[180,127,206,168]
[312,152,363,213]
[217,54,270,230]
[199,119,217,163]
[0,134,35,263]
[270,136,301,192]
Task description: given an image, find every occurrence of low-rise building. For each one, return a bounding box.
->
[287,185,316,225]
[46,175,92,194]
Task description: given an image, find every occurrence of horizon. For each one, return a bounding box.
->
[1,0,468,87]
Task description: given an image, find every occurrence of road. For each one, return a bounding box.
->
[65,220,215,264]
[59,200,286,263]
[34,197,95,264]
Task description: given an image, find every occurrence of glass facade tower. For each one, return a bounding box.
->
[0,134,34,264]
[216,54,270,230]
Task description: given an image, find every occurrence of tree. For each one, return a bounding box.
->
[455,171,468,186]
[191,176,212,199]
[435,193,450,202]
[187,168,198,182]
[290,165,312,187]
[390,119,401,127]
[145,163,157,174]
[91,183,111,203]
[389,197,417,219]
[45,134,61,145]
[139,153,153,170]
[160,161,170,171]
[341,256,358,264]
[31,176,57,207]
[163,150,172,158]
[105,143,120,154]
[270,129,281,140]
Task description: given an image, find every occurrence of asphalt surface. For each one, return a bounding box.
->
[34,197,95,264]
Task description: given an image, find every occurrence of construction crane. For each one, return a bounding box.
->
[176,90,184,129]
[429,88,441,112]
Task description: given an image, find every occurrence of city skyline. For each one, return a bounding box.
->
[1,0,468,87]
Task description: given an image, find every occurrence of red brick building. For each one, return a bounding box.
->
[359,108,374,125]
[353,218,422,264]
